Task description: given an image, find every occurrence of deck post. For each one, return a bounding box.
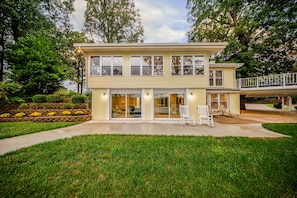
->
[281,96,285,110]
[283,74,286,87]
[288,96,292,111]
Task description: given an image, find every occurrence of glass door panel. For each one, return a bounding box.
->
[127,94,142,118]
[111,94,126,118]
[154,93,169,118]
[111,92,141,119]
[154,92,185,119]
[170,94,184,118]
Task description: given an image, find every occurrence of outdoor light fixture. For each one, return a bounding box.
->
[190,93,193,95]
[146,93,149,96]
[103,93,106,96]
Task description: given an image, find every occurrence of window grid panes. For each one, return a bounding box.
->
[209,70,223,86]
[90,56,123,76]
[208,93,228,110]
[131,55,164,76]
[171,55,205,76]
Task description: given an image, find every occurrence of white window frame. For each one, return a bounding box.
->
[170,55,205,76]
[209,70,223,86]
[207,93,229,110]
[90,55,124,76]
[130,55,164,76]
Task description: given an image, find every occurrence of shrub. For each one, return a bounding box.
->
[18,103,29,109]
[43,104,49,109]
[46,94,62,103]
[74,111,84,115]
[62,104,71,109]
[32,94,47,103]
[62,110,71,116]
[15,112,26,117]
[30,112,42,117]
[29,103,38,109]
[0,113,11,118]
[70,103,76,109]
[47,112,56,116]
[71,95,86,104]
[10,97,25,103]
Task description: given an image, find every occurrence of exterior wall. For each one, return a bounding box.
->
[189,88,206,120]
[86,52,209,89]
[210,66,236,89]
[229,93,240,114]
[92,89,108,120]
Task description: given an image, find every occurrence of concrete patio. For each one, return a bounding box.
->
[0,119,291,155]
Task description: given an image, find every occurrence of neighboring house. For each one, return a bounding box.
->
[74,43,243,121]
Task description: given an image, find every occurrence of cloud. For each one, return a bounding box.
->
[134,0,189,42]
[69,0,190,42]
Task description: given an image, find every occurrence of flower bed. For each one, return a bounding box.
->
[0,115,92,122]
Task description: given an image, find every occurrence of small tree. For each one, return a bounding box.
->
[5,34,67,95]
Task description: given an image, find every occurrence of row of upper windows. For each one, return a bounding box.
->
[90,55,206,77]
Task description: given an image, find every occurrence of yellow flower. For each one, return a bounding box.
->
[62,110,71,116]
[74,111,84,115]
[30,112,42,117]
[47,112,56,116]
[15,112,26,118]
[0,113,11,118]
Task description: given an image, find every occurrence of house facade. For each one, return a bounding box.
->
[74,43,242,122]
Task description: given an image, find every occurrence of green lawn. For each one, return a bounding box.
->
[0,122,81,139]
[0,123,296,197]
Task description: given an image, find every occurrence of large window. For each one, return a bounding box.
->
[90,56,123,76]
[208,93,228,110]
[171,55,205,76]
[131,55,163,76]
[209,70,223,86]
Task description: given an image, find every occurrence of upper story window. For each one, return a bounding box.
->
[90,56,123,76]
[171,55,205,76]
[131,55,163,76]
[209,70,223,86]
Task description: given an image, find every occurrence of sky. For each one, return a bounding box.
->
[69,0,190,43]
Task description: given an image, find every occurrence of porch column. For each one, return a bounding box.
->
[288,96,292,111]
[281,96,285,110]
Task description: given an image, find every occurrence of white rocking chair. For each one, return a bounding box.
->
[197,105,214,126]
[179,105,195,125]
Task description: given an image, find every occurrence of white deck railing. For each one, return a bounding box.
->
[236,73,297,89]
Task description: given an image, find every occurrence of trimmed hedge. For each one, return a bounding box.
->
[32,94,47,103]
[71,95,86,104]
[46,94,62,103]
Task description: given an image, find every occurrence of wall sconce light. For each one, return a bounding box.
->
[190,93,193,95]
[146,93,149,96]
[103,93,106,96]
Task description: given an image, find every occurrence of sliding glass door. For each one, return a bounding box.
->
[111,91,142,119]
[154,90,185,119]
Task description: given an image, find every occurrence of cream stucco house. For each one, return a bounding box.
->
[74,43,242,122]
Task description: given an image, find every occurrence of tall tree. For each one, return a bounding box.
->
[186,0,296,77]
[5,34,67,95]
[0,0,75,81]
[84,0,144,43]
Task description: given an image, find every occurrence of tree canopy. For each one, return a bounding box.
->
[5,34,67,95]
[83,0,144,43]
[187,0,297,77]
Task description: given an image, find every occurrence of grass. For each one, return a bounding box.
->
[0,123,296,197]
[0,122,81,139]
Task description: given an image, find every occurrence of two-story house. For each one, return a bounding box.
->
[74,43,242,122]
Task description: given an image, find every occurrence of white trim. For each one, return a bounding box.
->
[106,89,110,120]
